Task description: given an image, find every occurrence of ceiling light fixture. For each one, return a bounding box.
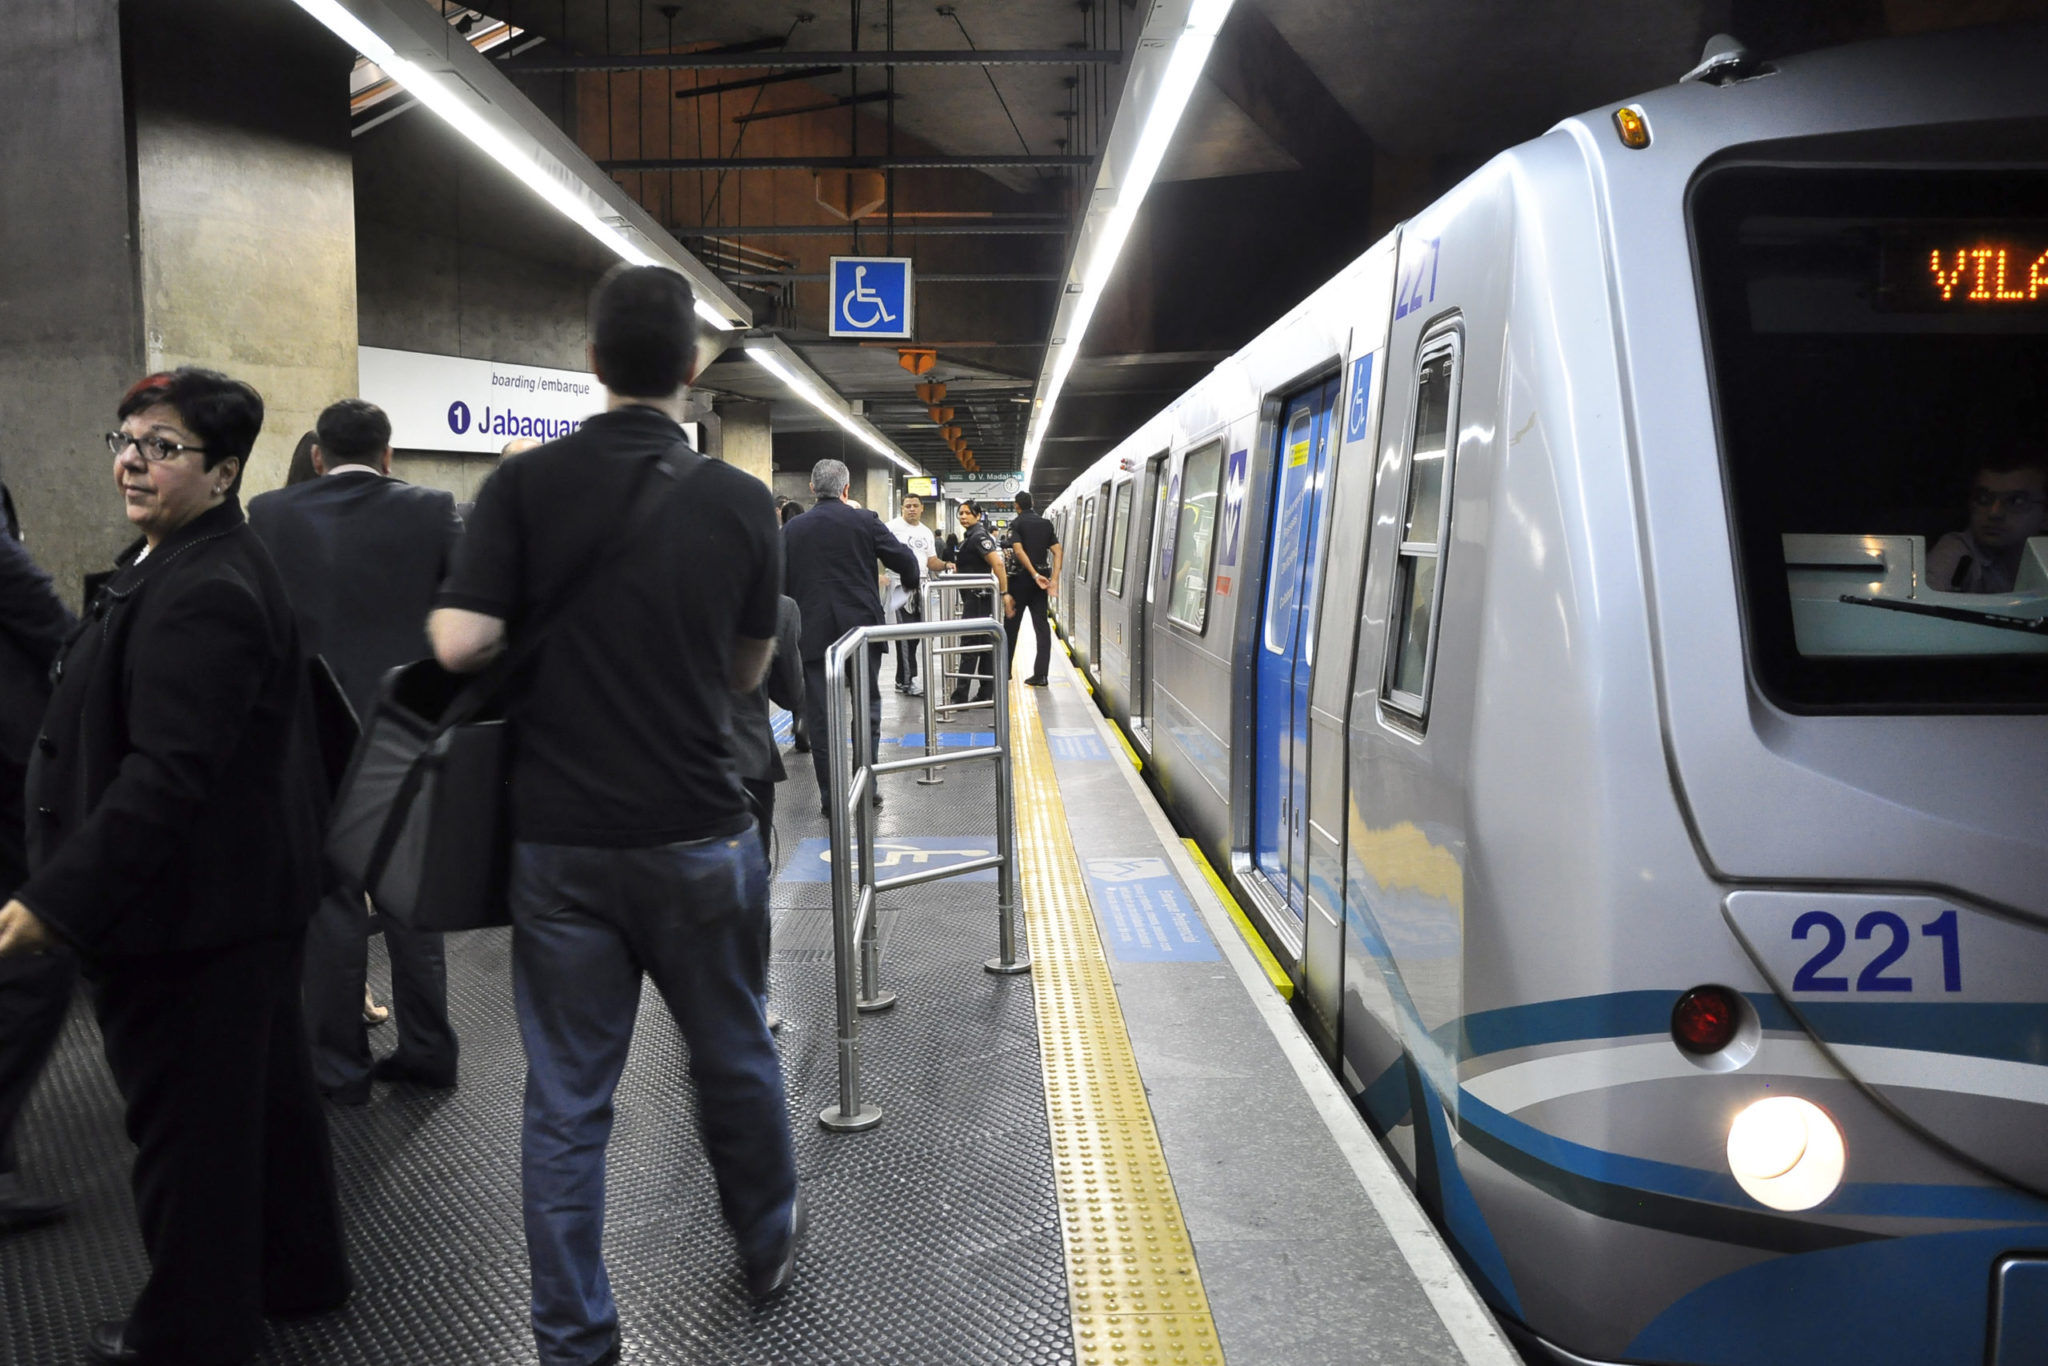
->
[747,346,923,476]
[1019,0,1235,485]
[290,0,736,332]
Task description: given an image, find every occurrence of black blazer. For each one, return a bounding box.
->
[781,498,920,662]
[248,470,462,719]
[0,522,75,764]
[20,499,327,959]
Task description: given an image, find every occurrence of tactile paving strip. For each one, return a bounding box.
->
[1012,682,1224,1366]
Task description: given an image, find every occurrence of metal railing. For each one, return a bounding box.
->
[916,573,999,784]
[818,613,1028,1134]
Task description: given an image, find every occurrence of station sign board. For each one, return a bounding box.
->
[828,257,915,339]
[358,346,603,455]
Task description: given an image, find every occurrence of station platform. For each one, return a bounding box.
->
[1,618,1513,1366]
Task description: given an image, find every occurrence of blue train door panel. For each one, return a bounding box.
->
[1253,378,1341,922]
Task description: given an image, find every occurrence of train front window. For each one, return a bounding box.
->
[1693,166,2048,711]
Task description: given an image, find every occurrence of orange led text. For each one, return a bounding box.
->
[1928,246,2048,302]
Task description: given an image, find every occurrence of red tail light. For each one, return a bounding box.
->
[1672,986,1740,1055]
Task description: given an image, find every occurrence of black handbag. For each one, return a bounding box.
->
[324,444,700,932]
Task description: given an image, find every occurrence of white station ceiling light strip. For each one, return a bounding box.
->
[746,345,924,477]
[1019,0,1235,486]
[289,0,746,333]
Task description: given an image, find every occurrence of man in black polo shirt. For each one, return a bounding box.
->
[430,266,801,1366]
[1003,490,1061,687]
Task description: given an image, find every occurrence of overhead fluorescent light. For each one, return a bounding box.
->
[746,346,923,476]
[1020,0,1235,483]
[291,0,742,331]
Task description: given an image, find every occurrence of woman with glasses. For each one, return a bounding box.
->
[0,368,348,1365]
[1927,448,2048,594]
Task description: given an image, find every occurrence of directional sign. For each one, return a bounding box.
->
[828,257,915,339]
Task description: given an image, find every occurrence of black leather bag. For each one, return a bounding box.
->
[324,444,698,932]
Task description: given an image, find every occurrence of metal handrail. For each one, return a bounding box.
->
[917,573,1000,783]
[818,614,1027,1134]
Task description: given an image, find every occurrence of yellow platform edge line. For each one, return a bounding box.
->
[1105,719,1144,772]
[1012,681,1225,1366]
[1179,839,1294,1001]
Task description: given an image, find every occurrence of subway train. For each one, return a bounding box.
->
[1043,24,2048,1366]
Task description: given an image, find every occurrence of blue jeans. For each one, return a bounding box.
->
[510,827,797,1366]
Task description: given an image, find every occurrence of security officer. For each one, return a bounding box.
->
[948,499,1013,705]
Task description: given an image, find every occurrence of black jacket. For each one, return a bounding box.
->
[729,595,804,784]
[21,499,326,959]
[782,497,920,662]
[248,470,462,719]
[0,518,75,765]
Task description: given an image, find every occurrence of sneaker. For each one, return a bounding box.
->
[906,682,924,697]
[766,1008,784,1032]
[746,1189,808,1302]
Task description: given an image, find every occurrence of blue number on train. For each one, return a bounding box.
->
[1921,909,1962,991]
[1792,911,1849,991]
[1790,908,1964,993]
[1854,912,1913,992]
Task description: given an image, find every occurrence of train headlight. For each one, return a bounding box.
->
[1726,1096,1844,1211]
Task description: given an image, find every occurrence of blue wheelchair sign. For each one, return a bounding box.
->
[828,257,915,339]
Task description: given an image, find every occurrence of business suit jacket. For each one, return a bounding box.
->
[21,498,327,958]
[249,470,462,718]
[782,497,919,663]
[0,521,75,766]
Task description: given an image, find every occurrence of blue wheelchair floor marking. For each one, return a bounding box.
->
[891,731,996,747]
[1043,727,1109,761]
[779,836,997,883]
[1082,857,1218,963]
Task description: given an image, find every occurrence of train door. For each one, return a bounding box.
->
[1103,477,1136,706]
[1086,484,1111,670]
[1251,378,1343,925]
[1127,455,1167,751]
[1074,494,1098,668]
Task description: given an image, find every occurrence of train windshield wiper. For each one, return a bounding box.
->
[1838,594,2048,636]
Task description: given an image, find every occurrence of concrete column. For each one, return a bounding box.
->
[861,464,895,520]
[714,398,773,491]
[0,5,144,604]
[0,0,355,605]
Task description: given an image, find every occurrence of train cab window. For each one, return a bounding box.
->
[1168,441,1225,632]
[1382,329,1462,718]
[1105,480,1134,596]
[1693,165,2048,710]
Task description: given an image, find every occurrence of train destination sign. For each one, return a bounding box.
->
[1882,232,2048,309]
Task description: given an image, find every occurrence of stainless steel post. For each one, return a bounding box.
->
[985,610,1030,976]
[918,578,943,785]
[854,640,896,1013]
[819,635,881,1132]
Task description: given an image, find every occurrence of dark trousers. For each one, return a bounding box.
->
[0,952,75,1176]
[303,888,456,1094]
[955,599,1018,701]
[509,831,796,1366]
[0,757,75,1177]
[93,932,349,1364]
[1010,588,1051,682]
[892,597,922,685]
[802,647,883,805]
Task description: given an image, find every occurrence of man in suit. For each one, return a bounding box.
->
[782,459,919,813]
[249,399,464,1103]
[0,483,76,1229]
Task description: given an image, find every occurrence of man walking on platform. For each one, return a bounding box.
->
[250,399,464,1103]
[431,265,802,1365]
[1003,490,1061,687]
[783,459,920,813]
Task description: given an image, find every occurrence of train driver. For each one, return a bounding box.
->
[1925,448,2047,594]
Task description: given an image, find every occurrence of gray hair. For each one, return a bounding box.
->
[810,458,851,499]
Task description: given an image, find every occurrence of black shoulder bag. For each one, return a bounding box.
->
[325,445,701,932]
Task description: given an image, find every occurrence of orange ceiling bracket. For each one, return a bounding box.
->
[898,348,937,376]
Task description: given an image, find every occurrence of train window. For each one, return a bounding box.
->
[1383,328,1462,718]
[1079,496,1098,580]
[1693,165,2048,710]
[1105,480,1134,596]
[1168,441,1225,632]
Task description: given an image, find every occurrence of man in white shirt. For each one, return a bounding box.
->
[884,493,942,696]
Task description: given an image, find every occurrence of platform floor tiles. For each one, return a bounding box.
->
[2,686,1071,1365]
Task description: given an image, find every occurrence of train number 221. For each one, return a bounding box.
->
[1792,908,1961,993]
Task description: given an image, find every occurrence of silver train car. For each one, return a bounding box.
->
[1044,25,2048,1366]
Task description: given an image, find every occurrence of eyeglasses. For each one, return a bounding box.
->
[1970,487,2046,514]
[105,431,206,463]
